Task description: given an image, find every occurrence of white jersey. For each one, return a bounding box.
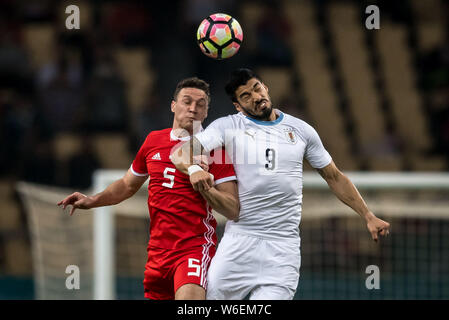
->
[195,109,332,245]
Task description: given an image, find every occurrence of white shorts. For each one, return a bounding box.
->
[206,232,301,300]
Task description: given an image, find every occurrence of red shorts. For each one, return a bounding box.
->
[143,244,216,300]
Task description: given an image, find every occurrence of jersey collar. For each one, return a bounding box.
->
[170,126,204,141]
[243,109,284,126]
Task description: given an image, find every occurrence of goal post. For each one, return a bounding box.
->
[15,171,449,299]
[92,170,449,300]
[93,170,121,300]
[93,169,150,300]
[303,172,449,190]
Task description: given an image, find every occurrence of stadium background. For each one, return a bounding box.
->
[0,0,448,299]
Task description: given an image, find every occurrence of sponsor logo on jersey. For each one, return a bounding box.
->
[244,129,256,139]
[151,152,161,160]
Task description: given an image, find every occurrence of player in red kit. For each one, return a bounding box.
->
[58,78,239,300]
[132,125,236,299]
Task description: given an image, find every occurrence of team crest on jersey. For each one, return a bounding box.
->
[284,128,297,144]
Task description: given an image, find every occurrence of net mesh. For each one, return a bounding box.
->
[297,189,449,299]
[17,175,449,299]
[114,213,149,299]
[17,182,94,299]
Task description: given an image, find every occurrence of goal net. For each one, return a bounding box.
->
[17,171,449,299]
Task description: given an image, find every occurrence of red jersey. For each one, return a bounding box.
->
[131,128,236,251]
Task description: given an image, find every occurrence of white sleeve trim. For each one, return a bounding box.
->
[214,175,237,186]
[311,154,332,169]
[130,164,149,177]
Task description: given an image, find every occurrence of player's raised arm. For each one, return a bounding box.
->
[171,137,214,192]
[316,160,390,242]
[57,169,148,216]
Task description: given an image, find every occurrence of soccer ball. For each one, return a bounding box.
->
[197,13,243,60]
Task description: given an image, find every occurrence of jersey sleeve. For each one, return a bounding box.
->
[303,123,332,169]
[208,148,237,186]
[194,117,229,153]
[131,134,150,176]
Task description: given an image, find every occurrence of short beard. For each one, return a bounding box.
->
[239,103,273,121]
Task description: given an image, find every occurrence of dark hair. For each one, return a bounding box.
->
[173,77,211,103]
[225,68,262,102]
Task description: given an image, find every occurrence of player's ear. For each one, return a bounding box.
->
[233,102,241,112]
[171,100,176,113]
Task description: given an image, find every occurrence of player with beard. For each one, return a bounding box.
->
[171,68,390,300]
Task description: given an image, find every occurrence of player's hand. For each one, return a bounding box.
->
[366,213,390,242]
[193,155,210,172]
[57,192,94,216]
[190,170,214,192]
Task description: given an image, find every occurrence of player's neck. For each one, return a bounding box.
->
[171,123,203,139]
[268,109,278,121]
[243,108,278,122]
[171,126,192,139]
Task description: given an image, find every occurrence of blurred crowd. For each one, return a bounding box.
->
[420,44,449,158]
[0,0,448,191]
[0,0,296,189]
